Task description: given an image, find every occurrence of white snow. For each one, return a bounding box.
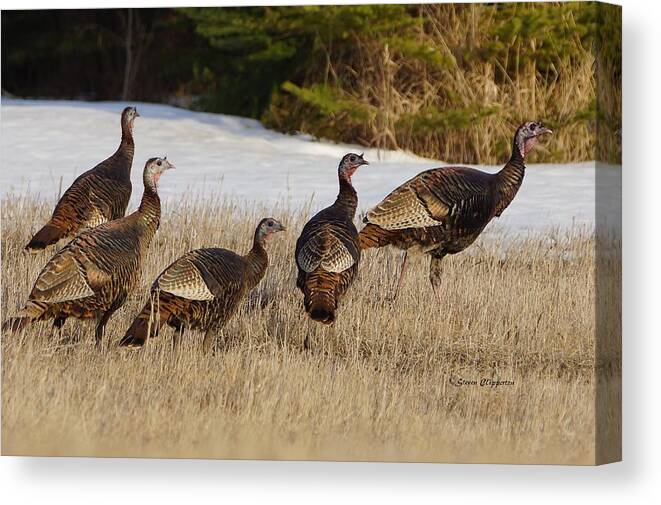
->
[1,99,617,235]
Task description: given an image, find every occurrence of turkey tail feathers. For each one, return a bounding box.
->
[25,222,65,252]
[2,317,30,334]
[300,271,337,325]
[358,223,394,250]
[119,299,162,348]
[3,302,48,334]
[306,292,336,325]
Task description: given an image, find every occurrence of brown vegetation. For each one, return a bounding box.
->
[264,3,620,164]
[2,194,614,463]
[3,4,622,164]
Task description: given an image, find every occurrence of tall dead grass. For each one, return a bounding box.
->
[1,193,615,463]
[266,3,620,164]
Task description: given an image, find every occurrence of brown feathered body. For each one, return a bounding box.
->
[4,159,166,343]
[358,159,524,258]
[295,173,361,325]
[358,124,552,281]
[120,229,271,348]
[25,107,136,252]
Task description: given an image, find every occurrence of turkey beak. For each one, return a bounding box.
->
[135,109,140,118]
[359,158,369,166]
[278,223,287,232]
[164,159,176,170]
[540,126,553,136]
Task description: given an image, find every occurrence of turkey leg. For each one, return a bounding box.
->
[392,251,409,302]
[429,254,445,304]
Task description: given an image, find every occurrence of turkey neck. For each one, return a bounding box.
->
[494,143,526,215]
[333,172,358,220]
[243,232,269,291]
[136,172,161,237]
[108,118,135,180]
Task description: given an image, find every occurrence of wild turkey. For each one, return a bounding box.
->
[359,121,552,300]
[119,217,286,352]
[295,153,368,330]
[25,106,139,252]
[3,157,174,346]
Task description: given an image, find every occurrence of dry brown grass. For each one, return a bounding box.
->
[264,3,620,164]
[2,193,611,464]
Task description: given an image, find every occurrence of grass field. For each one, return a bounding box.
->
[1,194,612,464]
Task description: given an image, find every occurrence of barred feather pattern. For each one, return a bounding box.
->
[155,248,250,332]
[295,175,361,324]
[26,108,136,251]
[6,166,162,340]
[120,228,270,348]
[359,150,527,258]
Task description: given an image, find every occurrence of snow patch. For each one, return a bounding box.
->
[1,99,616,234]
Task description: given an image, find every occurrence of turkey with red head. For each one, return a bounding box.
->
[4,156,174,347]
[359,121,552,300]
[295,153,368,337]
